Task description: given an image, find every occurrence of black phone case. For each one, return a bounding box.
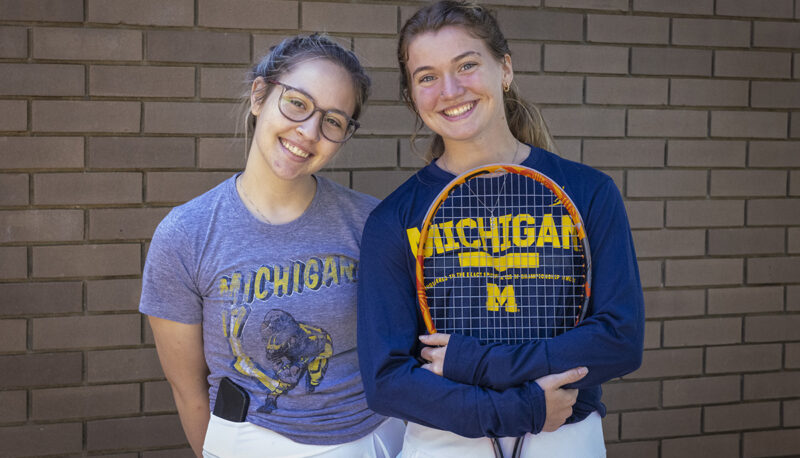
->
[213,377,250,422]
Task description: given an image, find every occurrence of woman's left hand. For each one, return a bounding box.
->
[418,333,451,376]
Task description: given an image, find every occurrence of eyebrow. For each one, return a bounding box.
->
[410,51,481,79]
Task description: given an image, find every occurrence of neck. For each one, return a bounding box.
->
[437,133,524,175]
[237,168,317,225]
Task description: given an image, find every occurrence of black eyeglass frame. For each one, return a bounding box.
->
[267,79,360,143]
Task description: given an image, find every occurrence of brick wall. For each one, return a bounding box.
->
[0,0,798,456]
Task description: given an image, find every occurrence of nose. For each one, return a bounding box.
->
[440,74,463,99]
[295,110,322,142]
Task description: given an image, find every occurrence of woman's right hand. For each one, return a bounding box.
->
[535,367,588,432]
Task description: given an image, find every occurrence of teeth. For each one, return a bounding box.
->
[281,139,310,158]
[444,103,474,117]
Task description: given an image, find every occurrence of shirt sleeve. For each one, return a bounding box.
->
[357,212,547,438]
[139,210,203,324]
[441,177,645,391]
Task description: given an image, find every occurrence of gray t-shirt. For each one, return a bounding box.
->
[140,174,384,445]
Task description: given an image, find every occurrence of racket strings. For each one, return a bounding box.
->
[423,172,587,345]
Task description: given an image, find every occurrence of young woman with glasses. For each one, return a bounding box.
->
[139,34,404,458]
[357,2,644,457]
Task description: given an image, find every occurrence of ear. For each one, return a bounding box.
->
[501,53,514,89]
[250,77,269,116]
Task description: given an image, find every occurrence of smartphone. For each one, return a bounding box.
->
[213,377,250,423]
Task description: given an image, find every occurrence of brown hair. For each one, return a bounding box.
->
[398,1,556,162]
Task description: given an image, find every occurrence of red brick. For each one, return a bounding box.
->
[752,82,800,108]
[0,423,82,456]
[144,380,176,412]
[146,171,230,203]
[748,257,800,284]
[664,317,741,347]
[0,281,82,317]
[673,18,750,47]
[603,412,618,441]
[0,63,84,96]
[717,0,794,18]
[353,170,416,200]
[603,380,660,411]
[786,399,800,426]
[33,314,140,350]
[556,140,581,163]
[508,42,541,72]
[791,227,800,253]
[317,171,349,189]
[34,172,142,205]
[670,79,749,108]
[0,26,28,58]
[625,200,663,229]
[743,428,800,458]
[745,315,800,343]
[662,434,740,458]
[644,289,705,318]
[605,441,659,458]
[709,228,785,256]
[0,390,26,422]
[143,449,195,458]
[90,65,195,98]
[0,247,26,279]
[32,244,141,278]
[637,260,662,288]
[706,344,782,374]
[643,321,661,349]
[496,9,583,41]
[666,259,743,287]
[147,30,250,64]
[33,27,141,61]
[0,352,82,388]
[0,100,27,131]
[747,198,800,225]
[0,0,83,21]
[0,173,28,206]
[88,137,195,169]
[583,139,664,168]
[144,102,238,134]
[663,375,741,407]
[88,414,186,450]
[198,137,246,169]
[542,107,625,137]
[629,109,708,138]
[0,136,83,169]
[633,0,713,14]
[706,401,780,432]
[667,199,744,228]
[668,140,746,167]
[633,229,705,258]
[587,15,668,44]
[89,207,171,240]
[32,384,140,420]
[32,100,140,133]
[87,0,194,26]
[712,111,788,139]
[628,170,707,198]
[792,171,800,196]
[715,51,792,78]
[750,141,800,167]
[0,319,26,352]
[515,75,583,104]
[628,348,703,379]
[711,170,787,196]
[87,278,142,312]
[621,407,701,439]
[789,343,800,368]
[353,37,396,68]
[754,21,800,48]
[200,67,249,99]
[790,285,800,311]
[544,44,628,74]
[632,48,712,76]
[793,112,800,137]
[545,0,627,9]
[199,0,297,29]
[88,348,163,382]
[745,372,800,400]
[358,105,417,135]
[303,2,395,34]
[367,70,402,102]
[586,77,668,106]
[333,138,397,169]
[0,209,83,243]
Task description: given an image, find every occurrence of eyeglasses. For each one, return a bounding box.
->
[267,80,359,143]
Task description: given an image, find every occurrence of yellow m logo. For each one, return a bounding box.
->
[486,283,518,313]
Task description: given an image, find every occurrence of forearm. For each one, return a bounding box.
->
[171,383,211,457]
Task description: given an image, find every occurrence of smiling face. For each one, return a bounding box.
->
[248,58,357,183]
[405,25,513,147]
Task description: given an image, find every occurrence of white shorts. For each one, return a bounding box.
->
[398,411,605,458]
[202,415,405,458]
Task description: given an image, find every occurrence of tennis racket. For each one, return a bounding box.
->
[414,163,591,458]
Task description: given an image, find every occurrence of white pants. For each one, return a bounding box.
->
[203,415,405,458]
[398,411,605,458]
